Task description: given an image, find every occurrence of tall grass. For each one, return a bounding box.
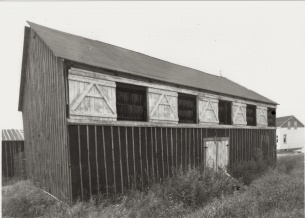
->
[2,154,304,218]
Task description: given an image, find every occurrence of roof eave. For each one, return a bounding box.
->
[18,26,30,112]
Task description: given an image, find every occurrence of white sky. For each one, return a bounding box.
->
[0,2,305,137]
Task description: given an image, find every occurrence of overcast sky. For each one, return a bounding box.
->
[0,2,305,137]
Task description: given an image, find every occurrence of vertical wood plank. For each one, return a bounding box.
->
[125,127,130,189]
[192,129,195,168]
[102,126,108,197]
[201,129,203,165]
[188,129,192,169]
[86,126,92,199]
[5,143,9,178]
[118,127,124,194]
[171,128,174,172]
[145,127,149,185]
[197,129,199,167]
[111,126,116,195]
[139,128,144,190]
[77,126,84,201]
[132,127,136,188]
[166,128,169,178]
[94,126,100,197]
[181,128,183,169]
[161,128,164,179]
[185,129,187,170]
[151,127,154,183]
[155,127,159,181]
[175,128,178,168]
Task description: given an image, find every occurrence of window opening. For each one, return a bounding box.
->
[116,83,147,121]
[178,93,197,124]
[218,100,232,125]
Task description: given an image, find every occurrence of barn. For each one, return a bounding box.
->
[18,22,277,202]
[2,129,26,179]
[276,115,305,151]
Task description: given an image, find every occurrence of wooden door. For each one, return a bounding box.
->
[205,140,217,170]
[205,137,229,171]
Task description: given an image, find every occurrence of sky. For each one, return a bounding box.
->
[0,2,305,138]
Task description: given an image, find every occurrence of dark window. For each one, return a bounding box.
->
[246,104,256,126]
[116,83,147,121]
[178,93,197,124]
[267,108,276,127]
[218,100,232,125]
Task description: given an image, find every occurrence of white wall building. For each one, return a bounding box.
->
[276,115,305,151]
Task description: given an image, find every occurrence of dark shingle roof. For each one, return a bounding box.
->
[21,21,277,108]
[276,116,292,127]
[2,129,24,141]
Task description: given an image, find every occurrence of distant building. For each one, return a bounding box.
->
[2,129,26,178]
[276,116,305,151]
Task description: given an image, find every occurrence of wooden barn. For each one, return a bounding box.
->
[18,22,277,202]
[276,115,305,151]
[2,129,26,179]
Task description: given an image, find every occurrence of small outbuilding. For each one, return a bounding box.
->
[2,129,26,178]
[276,115,305,151]
[18,22,277,202]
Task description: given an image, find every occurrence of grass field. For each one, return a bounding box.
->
[2,154,304,218]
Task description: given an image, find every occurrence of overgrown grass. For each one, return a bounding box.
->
[187,154,304,218]
[2,154,304,218]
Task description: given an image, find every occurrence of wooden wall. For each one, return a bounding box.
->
[2,141,26,178]
[21,29,71,201]
[68,124,276,201]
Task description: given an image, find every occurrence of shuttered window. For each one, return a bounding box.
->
[218,100,232,125]
[246,104,256,126]
[294,121,297,129]
[178,93,197,123]
[116,83,147,121]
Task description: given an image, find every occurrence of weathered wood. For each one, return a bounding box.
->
[139,128,144,190]
[148,88,178,123]
[70,68,277,109]
[132,127,136,188]
[232,102,247,125]
[67,119,277,129]
[111,127,116,195]
[21,30,71,201]
[160,128,165,178]
[198,97,219,124]
[94,126,100,197]
[151,127,155,183]
[125,127,130,189]
[256,106,268,126]
[86,126,92,199]
[153,128,158,181]
[77,126,84,201]
[118,127,124,194]
[102,126,108,197]
[68,71,117,121]
[145,127,149,185]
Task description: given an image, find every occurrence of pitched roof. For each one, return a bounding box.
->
[2,129,24,141]
[276,115,305,127]
[276,116,292,127]
[20,21,277,109]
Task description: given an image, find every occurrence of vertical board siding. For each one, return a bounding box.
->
[2,141,26,178]
[68,124,275,201]
[22,30,71,202]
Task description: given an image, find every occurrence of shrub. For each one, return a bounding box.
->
[228,147,271,185]
[187,157,304,218]
[153,166,243,208]
[2,180,57,218]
